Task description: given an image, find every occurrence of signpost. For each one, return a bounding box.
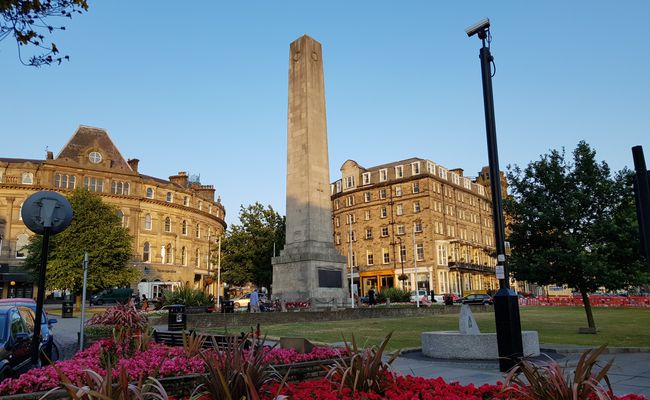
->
[21,191,73,366]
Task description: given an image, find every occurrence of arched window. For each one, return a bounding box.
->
[146,187,154,199]
[116,210,124,225]
[144,214,152,230]
[164,217,171,232]
[143,242,150,262]
[195,249,200,267]
[182,220,188,235]
[181,247,187,266]
[16,234,29,258]
[166,192,173,202]
[123,182,130,195]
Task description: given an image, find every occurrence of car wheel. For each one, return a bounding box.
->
[96,300,104,306]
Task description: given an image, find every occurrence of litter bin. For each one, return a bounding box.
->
[221,300,234,314]
[167,304,186,331]
[62,301,74,318]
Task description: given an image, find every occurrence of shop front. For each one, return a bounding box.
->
[359,269,395,295]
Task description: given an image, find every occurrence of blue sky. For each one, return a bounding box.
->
[2,1,648,226]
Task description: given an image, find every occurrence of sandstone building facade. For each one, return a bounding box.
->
[0,126,226,299]
[331,158,500,298]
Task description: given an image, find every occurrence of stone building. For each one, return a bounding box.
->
[0,126,226,299]
[331,158,500,298]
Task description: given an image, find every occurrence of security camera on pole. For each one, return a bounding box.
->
[21,191,73,366]
[465,18,523,372]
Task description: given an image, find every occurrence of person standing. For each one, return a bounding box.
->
[368,287,376,306]
[249,288,260,313]
[141,294,149,311]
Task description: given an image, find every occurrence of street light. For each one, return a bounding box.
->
[466,18,523,372]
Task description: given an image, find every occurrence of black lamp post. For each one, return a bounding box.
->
[465,18,523,372]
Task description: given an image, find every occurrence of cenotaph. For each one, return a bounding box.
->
[271,35,348,307]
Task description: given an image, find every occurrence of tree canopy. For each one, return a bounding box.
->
[23,189,139,292]
[505,141,648,329]
[219,203,285,290]
[1,0,88,66]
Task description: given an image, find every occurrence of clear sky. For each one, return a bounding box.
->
[2,1,648,226]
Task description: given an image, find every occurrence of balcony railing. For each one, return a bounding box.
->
[448,261,495,274]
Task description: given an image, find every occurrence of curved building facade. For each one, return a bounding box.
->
[0,126,226,299]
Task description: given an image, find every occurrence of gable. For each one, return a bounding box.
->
[56,126,132,172]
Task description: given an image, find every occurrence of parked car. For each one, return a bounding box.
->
[0,299,57,364]
[460,294,493,305]
[0,306,36,380]
[233,293,268,309]
[90,288,133,305]
[410,290,428,302]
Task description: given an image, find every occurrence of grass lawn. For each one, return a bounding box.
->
[204,306,650,351]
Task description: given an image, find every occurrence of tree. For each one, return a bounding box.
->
[1,0,88,66]
[23,188,139,292]
[219,203,285,290]
[505,141,649,331]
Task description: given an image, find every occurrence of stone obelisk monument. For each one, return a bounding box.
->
[271,35,348,308]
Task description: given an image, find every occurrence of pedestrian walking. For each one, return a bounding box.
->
[249,288,260,313]
[368,287,376,306]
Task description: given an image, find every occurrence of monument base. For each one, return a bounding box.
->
[272,244,348,309]
[421,331,540,360]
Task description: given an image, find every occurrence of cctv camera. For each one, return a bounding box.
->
[465,18,490,37]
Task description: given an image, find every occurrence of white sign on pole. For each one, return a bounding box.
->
[495,265,505,279]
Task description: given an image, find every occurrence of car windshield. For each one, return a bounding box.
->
[0,315,7,342]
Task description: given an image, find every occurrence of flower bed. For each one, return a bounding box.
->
[263,376,646,400]
[0,339,346,396]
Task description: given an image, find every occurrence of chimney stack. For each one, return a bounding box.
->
[128,159,140,173]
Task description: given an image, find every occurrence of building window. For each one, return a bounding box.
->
[427,162,436,174]
[181,247,187,266]
[395,186,402,197]
[166,192,173,202]
[416,244,424,261]
[116,210,127,227]
[412,162,421,175]
[379,188,387,199]
[196,224,201,238]
[395,165,403,178]
[362,172,371,185]
[21,172,34,185]
[334,199,340,210]
[412,182,420,193]
[54,174,76,189]
[437,244,448,266]
[166,244,173,264]
[463,177,472,190]
[379,169,388,182]
[184,196,189,206]
[381,226,389,237]
[335,181,342,193]
[414,221,422,233]
[351,252,356,266]
[380,207,387,218]
[15,234,29,258]
[364,192,371,202]
[143,242,150,262]
[349,231,355,242]
[397,224,405,235]
[367,251,374,265]
[144,214,152,230]
[336,233,341,245]
[451,173,460,185]
[335,217,340,227]
[146,187,154,199]
[382,248,390,264]
[364,210,371,220]
[164,217,171,232]
[84,177,103,192]
[195,249,201,267]
[400,245,407,263]
[347,214,356,224]
[438,167,447,180]
[198,201,202,211]
[111,180,129,195]
[209,205,212,214]
[413,201,421,213]
[182,220,188,235]
[346,196,354,206]
[396,204,403,216]
[345,175,355,189]
[365,228,373,239]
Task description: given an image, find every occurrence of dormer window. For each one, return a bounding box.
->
[362,172,371,185]
[345,176,355,189]
[379,169,388,182]
[394,165,403,179]
[411,162,420,175]
[438,167,448,180]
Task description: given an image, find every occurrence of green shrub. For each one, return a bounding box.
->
[379,287,410,303]
[163,284,213,306]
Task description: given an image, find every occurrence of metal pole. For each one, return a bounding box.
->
[475,27,523,372]
[414,224,419,308]
[31,228,50,366]
[349,214,354,308]
[217,236,222,308]
[79,252,88,351]
[632,146,650,263]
